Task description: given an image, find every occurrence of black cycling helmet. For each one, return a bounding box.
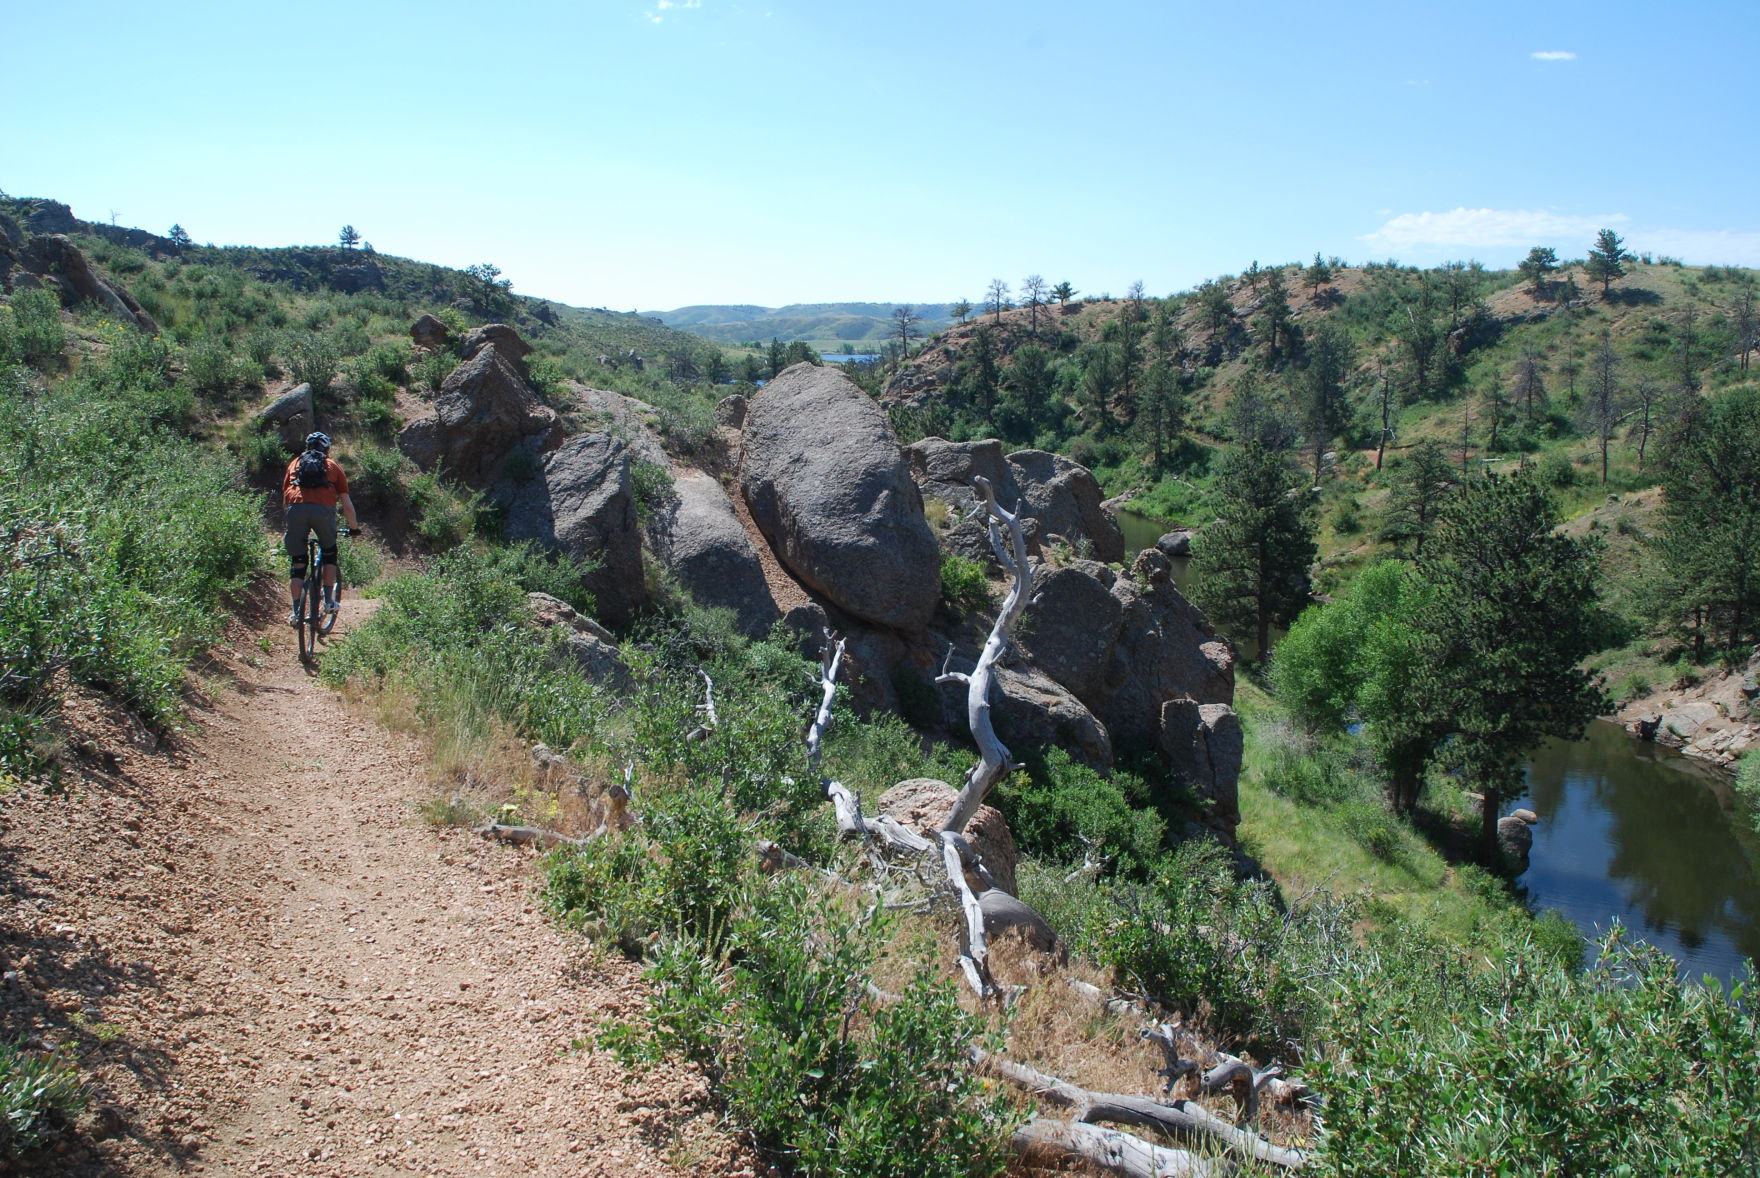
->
[304,431,332,452]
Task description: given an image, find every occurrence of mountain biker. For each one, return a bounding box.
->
[283,431,361,626]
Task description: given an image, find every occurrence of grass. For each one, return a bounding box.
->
[1233,680,1524,946]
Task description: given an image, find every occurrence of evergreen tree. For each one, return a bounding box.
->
[1656,385,1760,654]
[1305,252,1333,299]
[1077,341,1119,428]
[1297,321,1354,483]
[1050,281,1076,308]
[1518,246,1560,296]
[951,298,973,325]
[767,336,786,379]
[1189,438,1315,662]
[167,223,192,247]
[1196,280,1234,344]
[339,224,361,250]
[1258,266,1294,360]
[1408,471,1605,863]
[1137,359,1187,471]
[1585,228,1629,296]
[957,324,1000,416]
[1513,345,1548,422]
[1376,439,1455,555]
[1002,343,1053,431]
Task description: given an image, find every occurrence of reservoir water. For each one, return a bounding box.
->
[1115,507,1759,984]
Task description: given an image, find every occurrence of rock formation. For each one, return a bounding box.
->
[399,331,559,484]
[645,470,781,639]
[740,363,940,632]
[499,432,646,627]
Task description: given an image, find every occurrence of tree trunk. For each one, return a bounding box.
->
[1479,786,1501,866]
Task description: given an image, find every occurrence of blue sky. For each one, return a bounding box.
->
[7,0,1756,311]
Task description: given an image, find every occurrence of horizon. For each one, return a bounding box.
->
[8,0,1758,311]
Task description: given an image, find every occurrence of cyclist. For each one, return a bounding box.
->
[283,431,361,626]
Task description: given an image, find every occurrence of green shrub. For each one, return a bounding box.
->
[416,348,453,393]
[1311,928,1760,1176]
[938,554,990,610]
[285,330,339,394]
[348,443,411,508]
[184,335,237,395]
[992,747,1164,873]
[238,427,288,476]
[407,470,481,548]
[1536,449,1578,489]
[1,290,66,365]
[337,534,383,589]
[1331,494,1362,535]
[1736,751,1760,833]
[0,1039,84,1155]
[629,460,674,525]
[603,877,1015,1178]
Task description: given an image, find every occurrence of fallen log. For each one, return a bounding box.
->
[1012,1118,1222,1178]
[975,1048,1309,1169]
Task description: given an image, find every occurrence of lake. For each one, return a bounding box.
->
[1115,505,1759,984]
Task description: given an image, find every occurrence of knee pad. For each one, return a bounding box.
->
[320,546,339,567]
[290,559,309,579]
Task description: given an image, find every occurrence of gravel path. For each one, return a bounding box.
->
[0,588,745,1177]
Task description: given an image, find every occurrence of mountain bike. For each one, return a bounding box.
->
[296,526,354,662]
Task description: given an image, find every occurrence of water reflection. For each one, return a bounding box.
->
[1514,720,1760,984]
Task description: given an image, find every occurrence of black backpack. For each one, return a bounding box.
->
[295,449,331,489]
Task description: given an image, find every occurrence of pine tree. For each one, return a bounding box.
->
[1376,438,1454,555]
[1408,471,1605,863]
[167,223,192,247]
[1189,439,1316,662]
[1584,228,1629,296]
[1518,246,1559,296]
[1298,321,1354,483]
[339,224,361,250]
[1657,385,1760,653]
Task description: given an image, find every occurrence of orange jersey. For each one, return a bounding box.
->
[283,456,350,508]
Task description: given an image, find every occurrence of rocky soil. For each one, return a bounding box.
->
[0,585,746,1177]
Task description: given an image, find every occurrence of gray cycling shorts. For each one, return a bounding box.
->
[285,503,339,567]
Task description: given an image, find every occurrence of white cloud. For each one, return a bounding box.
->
[1531,50,1577,61]
[646,0,699,21]
[1360,207,1627,251]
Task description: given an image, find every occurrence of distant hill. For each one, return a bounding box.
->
[649,302,960,348]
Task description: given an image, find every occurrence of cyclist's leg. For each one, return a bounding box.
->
[313,509,341,608]
[284,507,313,624]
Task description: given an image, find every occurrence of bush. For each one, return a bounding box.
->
[407,470,482,548]
[1312,929,1760,1176]
[602,878,1015,1178]
[629,460,674,525]
[938,554,990,610]
[183,335,238,395]
[0,1039,84,1155]
[285,330,339,394]
[1536,449,1578,489]
[0,290,66,364]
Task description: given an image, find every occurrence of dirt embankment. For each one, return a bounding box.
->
[0,584,747,1177]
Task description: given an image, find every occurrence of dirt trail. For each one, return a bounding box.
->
[0,588,744,1177]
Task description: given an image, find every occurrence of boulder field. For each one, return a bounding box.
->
[377,328,1244,839]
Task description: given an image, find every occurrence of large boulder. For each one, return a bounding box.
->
[740,363,939,632]
[462,323,533,363]
[410,313,451,350]
[1158,699,1243,827]
[1497,814,1535,869]
[526,592,632,691]
[992,666,1114,769]
[499,432,645,627]
[646,470,781,639]
[876,778,1020,896]
[1095,550,1235,752]
[23,200,77,235]
[1015,562,1122,700]
[401,344,558,483]
[254,383,315,450]
[1006,449,1124,563]
[978,889,1061,957]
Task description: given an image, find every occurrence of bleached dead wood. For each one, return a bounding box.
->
[976,1048,1309,1170]
[938,476,1032,836]
[1012,1119,1222,1178]
[685,670,718,742]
